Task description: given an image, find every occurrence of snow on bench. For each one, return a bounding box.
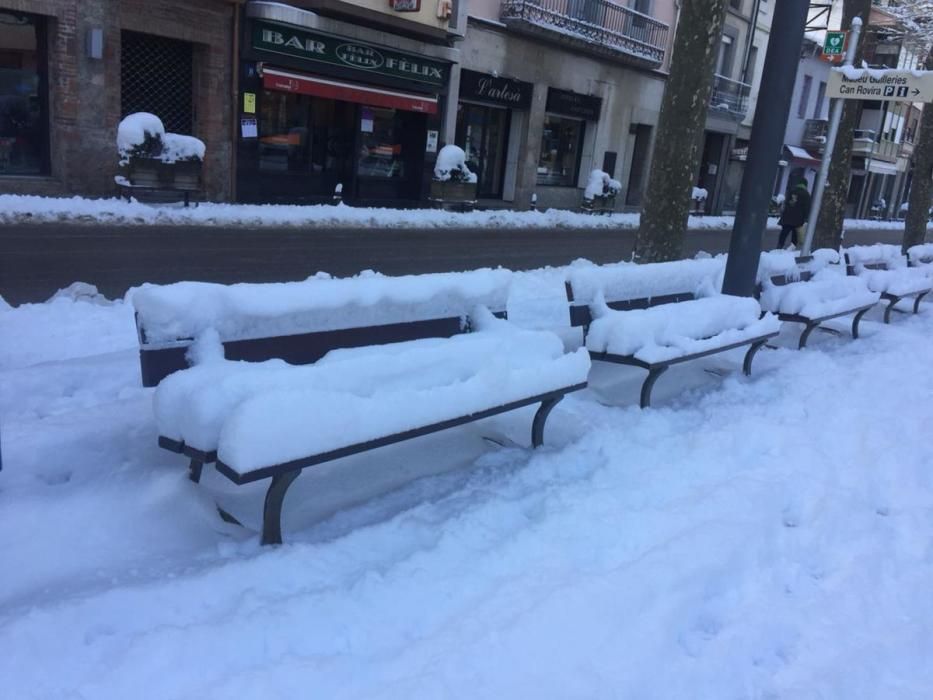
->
[140,274,589,544]
[845,245,933,323]
[566,258,779,407]
[757,250,879,348]
[132,269,514,387]
[907,243,933,268]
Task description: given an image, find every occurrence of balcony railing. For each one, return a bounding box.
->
[708,74,751,119]
[852,129,875,156]
[500,0,669,68]
[803,119,828,151]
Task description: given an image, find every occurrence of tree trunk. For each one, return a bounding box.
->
[902,51,933,252]
[812,0,873,251]
[634,0,728,262]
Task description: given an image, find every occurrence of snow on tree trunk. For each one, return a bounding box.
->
[903,51,933,252]
[812,0,873,251]
[634,0,728,263]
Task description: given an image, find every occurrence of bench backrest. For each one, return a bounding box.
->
[565,281,696,330]
[134,270,512,387]
[136,313,477,388]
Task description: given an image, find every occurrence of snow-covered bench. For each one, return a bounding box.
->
[845,245,933,323]
[757,251,880,349]
[565,259,780,408]
[907,243,933,268]
[134,271,589,544]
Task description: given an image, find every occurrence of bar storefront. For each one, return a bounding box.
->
[237,10,451,205]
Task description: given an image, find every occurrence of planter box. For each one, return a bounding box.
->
[581,194,617,215]
[430,179,477,204]
[123,157,202,190]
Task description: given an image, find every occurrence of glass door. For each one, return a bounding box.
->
[456,103,510,199]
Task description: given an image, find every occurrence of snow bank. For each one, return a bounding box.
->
[133,269,513,344]
[567,257,725,305]
[586,295,780,363]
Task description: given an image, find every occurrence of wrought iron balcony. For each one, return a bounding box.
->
[852,129,875,156]
[500,0,669,69]
[803,119,828,151]
[708,74,751,119]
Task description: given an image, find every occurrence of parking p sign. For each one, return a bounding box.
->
[824,31,846,56]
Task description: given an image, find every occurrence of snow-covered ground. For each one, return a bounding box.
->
[1,193,923,231]
[3,284,933,698]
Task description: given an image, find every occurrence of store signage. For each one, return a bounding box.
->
[545,88,602,120]
[827,68,933,102]
[459,70,533,110]
[252,20,448,87]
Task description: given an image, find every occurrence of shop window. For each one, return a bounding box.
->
[257,91,355,177]
[121,31,193,133]
[358,107,405,179]
[537,114,584,187]
[0,11,48,175]
[456,102,509,199]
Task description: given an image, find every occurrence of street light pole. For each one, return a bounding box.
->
[721,0,810,297]
[801,17,863,255]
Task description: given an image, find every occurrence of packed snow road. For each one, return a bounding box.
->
[2,286,933,698]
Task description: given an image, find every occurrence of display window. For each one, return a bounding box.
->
[537,114,584,187]
[0,11,48,176]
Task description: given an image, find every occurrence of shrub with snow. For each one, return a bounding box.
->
[583,170,622,201]
[692,187,709,201]
[433,145,478,183]
[117,112,206,165]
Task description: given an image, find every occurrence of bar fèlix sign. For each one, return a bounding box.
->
[253,21,448,87]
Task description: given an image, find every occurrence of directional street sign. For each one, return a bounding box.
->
[823,31,846,56]
[827,68,933,102]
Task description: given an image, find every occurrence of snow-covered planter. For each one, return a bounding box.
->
[581,170,622,214]
[690,186,709,215]
[116,113,206,198]
[430,145,478,208]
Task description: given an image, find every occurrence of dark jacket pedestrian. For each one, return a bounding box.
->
[778,179,812,248]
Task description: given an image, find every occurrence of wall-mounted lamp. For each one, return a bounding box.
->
[86,27,103,60]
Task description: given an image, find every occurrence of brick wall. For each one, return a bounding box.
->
[0,0,235,200]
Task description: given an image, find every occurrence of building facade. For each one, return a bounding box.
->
[0,0,234,199]
[459,0,675,211]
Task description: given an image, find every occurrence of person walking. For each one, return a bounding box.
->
[777,178,812,249]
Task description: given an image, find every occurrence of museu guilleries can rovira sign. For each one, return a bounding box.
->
[252,21,448,87]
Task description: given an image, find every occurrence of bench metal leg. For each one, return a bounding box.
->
[883,297,899,324]
[852,308,871,339]
[261,469,301,546]
[531,395,563,448]
[913,291,928,314]
[798,322,819,350]
[743,339,769,374]
[640,366,668,409]
[188,457,204,484]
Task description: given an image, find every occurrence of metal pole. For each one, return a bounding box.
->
[801,17,863,255]
[722,0,810,297]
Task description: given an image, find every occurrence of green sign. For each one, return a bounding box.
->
[823,31,846,56]
[252,21,448,87]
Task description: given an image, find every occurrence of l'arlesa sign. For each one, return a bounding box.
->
[253,21,448,87]
[460,70,533,110]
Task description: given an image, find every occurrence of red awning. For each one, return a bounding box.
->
[262,67,438,115]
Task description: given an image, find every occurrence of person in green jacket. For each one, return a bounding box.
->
[777,178,812,249]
